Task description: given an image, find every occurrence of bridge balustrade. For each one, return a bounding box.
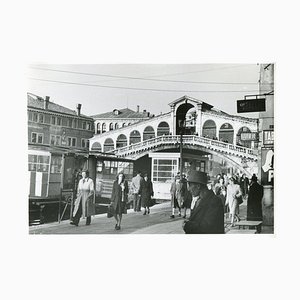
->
[109,135,257,160]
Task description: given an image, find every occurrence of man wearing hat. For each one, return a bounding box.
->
[183,170,224,234]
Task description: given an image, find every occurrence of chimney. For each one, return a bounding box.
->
[77,103,82,116]
[44,96,50,110]
[137,105,140,113]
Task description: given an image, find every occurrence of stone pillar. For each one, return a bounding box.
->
[170,105,175,135]
[262,185,274,225]
[196,103,202,136]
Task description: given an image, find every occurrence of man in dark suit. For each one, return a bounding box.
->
[183,170,224,234]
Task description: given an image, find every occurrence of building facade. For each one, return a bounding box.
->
[92,106,154,135]
[27,93,95,198]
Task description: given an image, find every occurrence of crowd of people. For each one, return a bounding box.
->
[69,168,264,233]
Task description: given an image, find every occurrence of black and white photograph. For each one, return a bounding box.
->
[27,64,274,235]
[2,1,299,300]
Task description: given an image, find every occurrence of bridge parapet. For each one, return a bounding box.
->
[110,135,258,161]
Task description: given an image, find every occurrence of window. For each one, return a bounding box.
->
[72,119,77,129]
[82,121,86,129]
[57,117,62,126]
[39,114,44,123]
[28,154,50,173]
[102,123,106,133]
[28,111,33,121]
[115,123,119,129]
[68,118,73,127]
[50,155,62,174]
[33,113,38,122]
[87,122,91,130]
[109,123,114,130]
[68,137,77,147]
[81,139,89,148]
[31,132,43,144]
[50,134,61,146]
[51,116,56,125]
[152,159,178,183]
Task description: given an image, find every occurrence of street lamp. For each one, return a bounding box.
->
[179,119,186,180]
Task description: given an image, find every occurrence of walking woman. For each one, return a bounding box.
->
[225,176,243,226]
[214,176,227,212]
[71,170,95,226]
[110,172,129,230]
[140,173,154,215]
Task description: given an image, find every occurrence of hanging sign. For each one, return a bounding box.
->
[241,132,258,141]
[237,98,266,113]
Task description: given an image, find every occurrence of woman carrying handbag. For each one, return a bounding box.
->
[110,172,129,230]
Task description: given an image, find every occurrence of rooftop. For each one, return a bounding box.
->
[27,93,93,119]
[91,107,153,119]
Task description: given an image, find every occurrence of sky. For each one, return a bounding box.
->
[27,63,262,118]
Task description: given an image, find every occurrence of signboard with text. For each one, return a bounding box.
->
[263,130,274,146]
[241,132,258,141]
[261,148,274,186]
[237,98,266,113]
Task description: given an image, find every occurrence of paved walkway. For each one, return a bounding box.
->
[29,200,273,234]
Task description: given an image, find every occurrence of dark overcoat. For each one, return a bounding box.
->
[110,180,129,215]
[140,179,154,207]
[247,182,263,221]
[170,180,187,208]
[183,190,224,234]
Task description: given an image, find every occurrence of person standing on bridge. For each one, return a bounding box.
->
[71,170,95,226]
[131,170,143,212]
[183,171,224,234]
[110,172,129,230]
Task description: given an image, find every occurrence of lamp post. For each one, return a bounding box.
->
[179,119,186,180]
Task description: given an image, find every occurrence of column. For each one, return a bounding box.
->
[196,103,202,136]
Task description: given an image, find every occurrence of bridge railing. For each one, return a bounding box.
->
[110,135,258,158]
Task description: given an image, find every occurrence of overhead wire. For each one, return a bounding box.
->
[29,77,259,93]
[29,66,261,85]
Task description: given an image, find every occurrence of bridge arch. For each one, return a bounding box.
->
[116,134,127,148]
[157,121,170,136]
[91,141,102,151]
[109,122,114,131]
[103,138,114,152]
[236,126,252,148]
[175,102,195,135]
[102,123,107,133]
[143,126,155,141]
[115,123,119,130]
[202,119,217,139]
[219,122,234,143]
[129,130,141,145]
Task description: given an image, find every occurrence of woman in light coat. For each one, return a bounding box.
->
[71,170,95,226]
[110,172,129,230]
[225,177,242,226]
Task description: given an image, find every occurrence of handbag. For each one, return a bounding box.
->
[107,204,114,218]
[236,195,243,205]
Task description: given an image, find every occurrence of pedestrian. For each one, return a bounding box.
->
[247,174,263,221]
[71,170,95,226]
[140,173,154,215]
[181,174,192,219]
[170,174,184,218]
[240,173,249,199]
[183,170,224,234]
[214,176,227,212]
[225,177,243,226]
[131,170,143,212]
[110,172,129,230]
